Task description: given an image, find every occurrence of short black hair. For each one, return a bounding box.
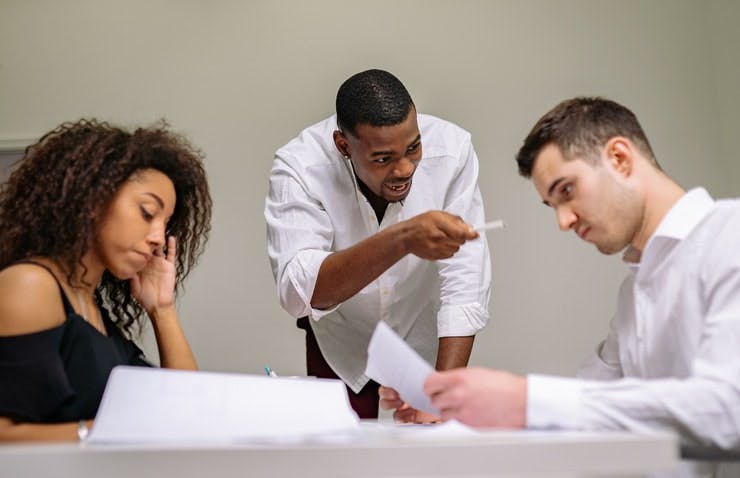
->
[336,69,414,136]
[516,97,657,177]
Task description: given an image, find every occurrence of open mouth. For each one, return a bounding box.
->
[385,180,411,197]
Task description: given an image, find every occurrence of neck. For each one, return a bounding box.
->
[55,251,105,296]
[631,170,685,252]
[356,175,389,224]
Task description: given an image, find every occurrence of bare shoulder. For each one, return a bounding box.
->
[0,263,67,336]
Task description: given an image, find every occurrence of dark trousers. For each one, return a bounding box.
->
[297,317,380,419]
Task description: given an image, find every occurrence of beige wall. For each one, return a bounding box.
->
[1,0,738,379]
[708,0,740,190]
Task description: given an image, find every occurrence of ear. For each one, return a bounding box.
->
[333,130,351,158]
[604,137,634,178]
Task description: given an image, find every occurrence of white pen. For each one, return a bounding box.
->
[473,219,506,232]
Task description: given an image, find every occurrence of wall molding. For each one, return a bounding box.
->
[0,138,36,152]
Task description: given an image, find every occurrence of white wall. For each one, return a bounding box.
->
[1,0,737,378]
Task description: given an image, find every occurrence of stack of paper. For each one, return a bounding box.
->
[87,367,360,445]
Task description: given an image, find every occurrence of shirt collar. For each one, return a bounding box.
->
[651,187,714,241]
[622,187,714,267]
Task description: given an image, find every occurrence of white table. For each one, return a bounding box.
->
[1,426,678,478]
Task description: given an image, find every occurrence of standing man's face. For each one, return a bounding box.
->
[531,143,643,255]
[334,108,422,203]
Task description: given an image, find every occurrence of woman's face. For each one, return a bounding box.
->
[92,169,176,279]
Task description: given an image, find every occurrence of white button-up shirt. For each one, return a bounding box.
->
[527,188,740,477]
[265,114,491,392]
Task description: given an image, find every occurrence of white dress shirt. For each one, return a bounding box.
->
[527,188,740,477]
[265,114,491,392]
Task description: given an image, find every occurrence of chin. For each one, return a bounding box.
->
[385,196,407,204]
[107,266,138,281]
[383,190,411,203]
[596,242,628,255]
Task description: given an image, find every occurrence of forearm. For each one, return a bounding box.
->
[528,374,740,448]
[435,335,475,370]
[311,223,410,310]
[0,417,93,442]
[148,306,197,370]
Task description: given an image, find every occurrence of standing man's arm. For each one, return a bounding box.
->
[433,138,491,370]
[266,158,477,321]
[311,211,478,310]
[436,336,475,369]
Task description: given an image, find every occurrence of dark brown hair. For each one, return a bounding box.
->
[0,119,212,336]
[516,97,657,177]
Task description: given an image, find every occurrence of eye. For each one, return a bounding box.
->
[140,206,154,221]
[559,183,573,199]
[374,156,391,164]
[407,142,420,153]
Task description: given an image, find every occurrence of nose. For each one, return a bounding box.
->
[556,205,577,232]
[146,220,166,248]
[394,156,417,178]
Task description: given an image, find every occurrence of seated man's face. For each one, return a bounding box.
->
[343,109,422,203]
[531,142,642,255]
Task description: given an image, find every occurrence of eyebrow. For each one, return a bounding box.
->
[143,192,165,209]
[369,134,421,157]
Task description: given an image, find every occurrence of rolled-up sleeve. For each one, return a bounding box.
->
[436,139,492,337]
[265,156,337,320]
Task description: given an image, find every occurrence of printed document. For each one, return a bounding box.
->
[87,366,360,445]
[365,321,438,416]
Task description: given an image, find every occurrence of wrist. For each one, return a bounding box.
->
[147,304,177,322]
[389,220,413,256]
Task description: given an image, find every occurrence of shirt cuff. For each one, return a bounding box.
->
[526,374,584,429]
[437,303,488,337]
[309,303,340,321]
[281,249,333,318]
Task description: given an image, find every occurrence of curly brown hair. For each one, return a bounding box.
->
[0,119,212,336]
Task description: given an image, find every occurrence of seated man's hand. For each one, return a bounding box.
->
[424,367,527,428]
[379,386,441,424]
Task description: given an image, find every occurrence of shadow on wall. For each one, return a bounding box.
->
[0,145,28,182]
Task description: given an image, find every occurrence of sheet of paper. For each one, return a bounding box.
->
[364,321,438,416]
[87,366,360,445]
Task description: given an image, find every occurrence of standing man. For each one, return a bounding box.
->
[265,69,491,420]
[418,97,739,476]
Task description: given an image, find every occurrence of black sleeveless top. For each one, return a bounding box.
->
[0,262,151,423]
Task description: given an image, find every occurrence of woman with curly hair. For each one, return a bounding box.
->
[0,119,212,441]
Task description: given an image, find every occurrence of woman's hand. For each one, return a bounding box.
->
[131,236,196,370]
[131,236,177,314]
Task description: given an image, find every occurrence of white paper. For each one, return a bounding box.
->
[87,366,360,445]
[364,321,438,415]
